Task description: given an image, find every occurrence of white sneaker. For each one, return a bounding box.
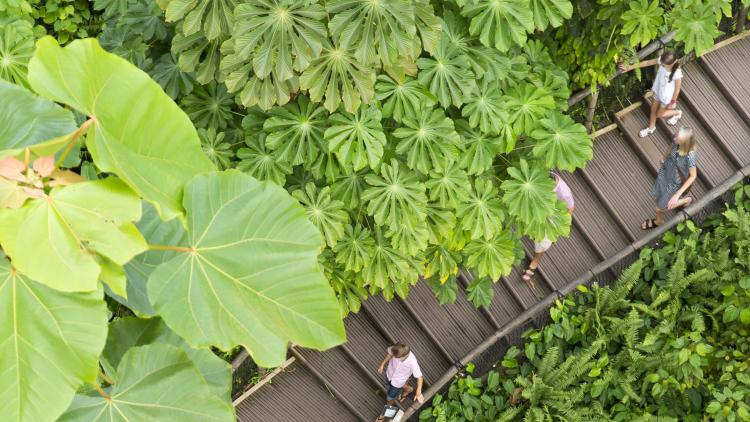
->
[639,127,656,138]
[667,110,682,126]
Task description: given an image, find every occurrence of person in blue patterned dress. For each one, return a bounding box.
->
[641,127,697,230]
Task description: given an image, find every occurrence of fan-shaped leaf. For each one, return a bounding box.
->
[325,105,387,172]
[149,53,195,99]
[164,0,238,41]
[520,199,571,242]
[386,220,429,256]
[465,275,494,308]
[456,120,508,175]
[171,30,224,84]
[333,224,376,272]
[500,159,557,224]
[621,0,663,48]
[236,134,293,186]
[331,169,369,209]
[293,183,349,247]
[147,171,345,367]
[464,232,516,279]
[362,159,427,229]
[199,127,234,170]
[0,258,107,422]
[425,245,461,283]
[59,344,234,421]
[425,161,471,209]
[462,78,510,135]
[673,1,722,56]
[416,40,476,108]
[375,74,436,123]
[264,95,328,165]
[529,0,573,31]
[457,178,505,240]
[362,228,418,289]
[426,203,456,244]
[0,178,146,292]
[0,19,34,87]
[181,81,235,130]
[427,274,458,304]
[531,112,592,171]
[28,37,216,221]
[393,107,460,174]
[503,83,556,136]
[460,0,534,52]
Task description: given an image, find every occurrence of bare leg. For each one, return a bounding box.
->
[399,384,413,402]
[647,100,660,129]
[656,107,680,120]
[654,207,665,226]
[522,252,543,281]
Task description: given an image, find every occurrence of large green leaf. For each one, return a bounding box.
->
[673,1,722,56]
[461,78,510,135]
[464,232,516,279]
[0,257,108,422]
[146,171,345,367]
[0,79,76,156]
[457,178,505,240]
[59,344,234,421]
[503,83,556,136]
[387,219,429,256]
[0,19,34,87]
[333,224,376,272]
[465,275,494,308]
[362,159,428,230]
[362,227,418,290]
[236,133,293,186]
[520,199,571,242]
[327,0,416,68]
[264,95,328,166]
[500,159,557,224]
[299,42,375,113]
[456,120,507,175]
[393,107,460,174]
[375,74,436,123]
[414,0,443,55]
[0,177,146,292]
[528,0,573,31]
[331,168,369,209]
[416,40,476,108]
[621,0,663,47]
[101,317,232,401]
[325,105,387,172]
[292,183,350,248]
[425,244,461,283]
[425,161,471,209]
[163,0,238,41]
[531,112,593,172]
[28,37,216,221]
[460,0,534,52]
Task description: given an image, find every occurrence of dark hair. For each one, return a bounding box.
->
[391,343,410,358]
[661,51,680,83]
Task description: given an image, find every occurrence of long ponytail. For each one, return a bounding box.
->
[669,60,680,83]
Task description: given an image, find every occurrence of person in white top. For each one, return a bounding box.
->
[619,51,684,137]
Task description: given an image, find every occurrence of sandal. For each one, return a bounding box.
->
[398,386,413,403]
[639,127,656,138]
[521,267,536,282]
[667,110,683,126]
[640,219,660,230]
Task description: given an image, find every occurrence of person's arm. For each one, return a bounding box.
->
[414,377,424,403]
[618,59,658,73]
[377,353,391,374]
[668,167,697,209]
[669,79,682,108]
[567,206,574,215]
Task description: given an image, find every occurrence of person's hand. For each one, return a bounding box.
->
[617,62,628,73]
[667,194,680,209]
[377,364,384,374]
[415,393,425,403]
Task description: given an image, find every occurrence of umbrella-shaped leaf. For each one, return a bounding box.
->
[456,120,506,175]
[465,275,494,308]
[325,105,387,172]
[375,74,436,123]
[231,0,327,82]
[464,232,516,280]
[426,203,456,244]
[362,228,418,289]
[306,145,346,183]
[331,168,369,209]
[171,30,223,84]
[0,257,107,422]
[28,37,216,221]
[393,107,460,174]
[264,95,328,166]
[0,177,146,292]
[673,2,722,56]
[415,0,443,55]
[149,53,195,100]
[460,0,534,52]
[299,42,375,113]
[362,159,427,229]
[101,317,232,401]
[531,112,593,171]
[164,0,237,41]
[425,161,471,209]
[198,128,234,170]
[500,159,557,224]
[528,0,573,31]
[333,224,376,272]
[386,220,429,256]
[503,83,556,136]
[461,78,509,135]
[59,344,234,422]
[519,199,571,242]
[180,81,235,130]
[427,274,458,305]
[147,171,345,367]
[292,183,350,248]
[416,40,476,108]
[327,0,416,67]
[457,178,505,240]
[0,20,34,87]
[425,244,461,283]
[236,133,293,186]
[621,0,663,48]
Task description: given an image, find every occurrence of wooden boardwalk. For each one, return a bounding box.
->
[233,34,750,422]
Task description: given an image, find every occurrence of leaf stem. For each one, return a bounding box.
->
[93,383,111,401]
[100,370,114,385]
[56,118,94,168]
[148,244,193,252]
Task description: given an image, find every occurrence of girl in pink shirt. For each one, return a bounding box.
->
[376,343,424,420]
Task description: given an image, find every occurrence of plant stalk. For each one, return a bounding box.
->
[56,118,94,168]
[93,383,111,401]
[148,244,193,252]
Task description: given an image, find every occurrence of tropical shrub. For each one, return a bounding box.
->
[0,38,344,422]
[421,182,750,421]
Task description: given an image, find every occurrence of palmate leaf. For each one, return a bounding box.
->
[460,0,534,52]
[464,232,516,280]
[500,159,557,224]
[621,0,663,47]
[375,74,436,123]
[416,40,476,108]
[386,219,429,256]
[101,317,232,401]
[292,183,350,248]
[462,78,510,135]
[457,178,505,240]
[198,127,234,170]
[503,83,556,136]
[414,0,443,55]
[146,171,345,367]
[0,19,34,87]
[231,0,327,83]
[528,0,573,31]
[0,178,147,292]
[180,81,235,130]
[0,258,107,422]
[98,27,153,71]
[327,0,416,68]
[392,107,461,174]
[531,112,593,171]
[426,203,456,244]
[116,0,170,42]
[520,199,571,242]
[220,46,299,110]
[331,168,369,209]
[425,245,461,283]
[362,159,428,230]
[306,144,346,183]
[362,227,418,290]
[172,30,223,84]
[163,0,238,41]
[456,120,508,175]
[299,42,375,113]
[59,344,234,422]
[236,133,293,186]
[673,1,722,56]
[149,53,196,100]
[440,10,495,77]
[325,105,387,172]
[465,276,494,308]
[333,224,376,272]
[319,250,367,315]
[28,37,216,221]
[428,275,459,304]
[425,161,471,209]
[264,95,328,166]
